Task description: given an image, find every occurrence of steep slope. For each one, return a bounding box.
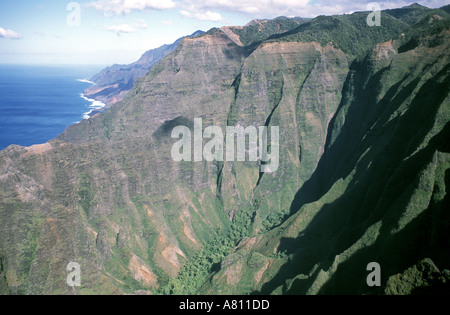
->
[385,3,436,25]
[83,31,204,108]
[224,16,310,47]
[203,17,450,295]
[0,5,448,295]
[0,30,246,294]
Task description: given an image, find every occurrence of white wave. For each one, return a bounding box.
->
[90,100,106,108]
[80,93,106,119]
[80,93,93,102]
[83,109,94,120]
[77,79,95,84]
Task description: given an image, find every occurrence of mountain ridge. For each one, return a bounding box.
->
[83,30,205,110]
[0,4,449,295]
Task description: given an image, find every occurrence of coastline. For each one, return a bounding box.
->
[0,66,106,150]
[80,93,106,119]
[78,80,106,120]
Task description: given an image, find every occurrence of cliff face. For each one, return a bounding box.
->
[0,6,449,295]
[204,27,450,295]
[0,29,245,294]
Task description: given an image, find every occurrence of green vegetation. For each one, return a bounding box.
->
[78,173,95,217]
[102,110,114,139]
[398,12,450,52]
[384,258,450,295]
[157,206,255,294]
[385,4,442,25]
[262,209,290,231]
[266,12,409,56]
[0,251,8,294]
[231,16,309,47]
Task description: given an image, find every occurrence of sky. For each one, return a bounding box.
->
[0,0,448,66]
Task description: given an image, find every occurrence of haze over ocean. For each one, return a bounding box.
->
[0,64,105,150]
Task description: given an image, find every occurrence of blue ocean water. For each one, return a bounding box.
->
[0,64,105,150]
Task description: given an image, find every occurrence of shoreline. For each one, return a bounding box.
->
[80,93,106,119]
[77,79,107,120]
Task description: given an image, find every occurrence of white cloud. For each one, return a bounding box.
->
[0,27,22,40]
[87,0,175,15]
[179,0,450,19]
[180,10,223,21]
[33,32,65,39]
[180,0,311,18]
[133,18,148,29]
[86,0,450,20]
[306,0,450,17]
[103,24,136,36]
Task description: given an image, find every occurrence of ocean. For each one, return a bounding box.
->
[0,64,105,151]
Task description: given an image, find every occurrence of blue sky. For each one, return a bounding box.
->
[0,0,448,65]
